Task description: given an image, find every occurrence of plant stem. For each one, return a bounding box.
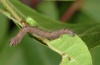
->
[60,0,83,22]
[0,0,26,27]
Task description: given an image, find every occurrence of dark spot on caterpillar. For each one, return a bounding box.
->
[10,26,75,46]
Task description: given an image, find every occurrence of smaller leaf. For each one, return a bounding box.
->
[44,34,92,65]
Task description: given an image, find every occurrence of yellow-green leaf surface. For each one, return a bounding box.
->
[44,34,92,65]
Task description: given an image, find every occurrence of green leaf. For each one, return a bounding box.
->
[0,3,9,53]
[0,14,8,41]
[0,3,8,42]
[82,0,100,22]
[36,1,59,20]
[44,34,92,65]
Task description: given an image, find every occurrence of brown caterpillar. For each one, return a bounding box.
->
[10,26,75,46]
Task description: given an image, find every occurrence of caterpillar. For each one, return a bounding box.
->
[10,26,75,46]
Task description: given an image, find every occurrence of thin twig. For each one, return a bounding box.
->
[60,0,83,22]
[0,0,26,27]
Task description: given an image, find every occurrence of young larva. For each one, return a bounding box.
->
[10,26,75,46]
